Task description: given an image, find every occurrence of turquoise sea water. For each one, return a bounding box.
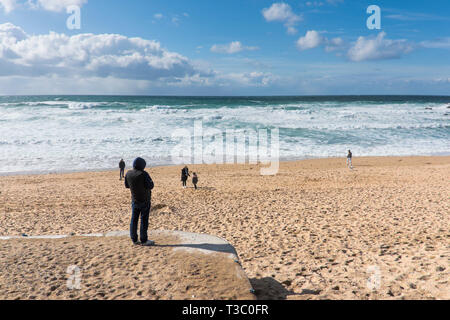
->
[0,95,449,174]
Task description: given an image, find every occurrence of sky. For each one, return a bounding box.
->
[0,0,449,95]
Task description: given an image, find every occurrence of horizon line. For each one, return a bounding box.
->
[1,94,450,98]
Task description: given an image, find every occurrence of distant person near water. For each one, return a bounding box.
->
[125,157,155,246]
[181,166,190,188]
[347,150,353,169]
[119,159,125,180]
[192,172,198,190]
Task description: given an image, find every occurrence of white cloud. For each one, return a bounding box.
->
[295,30,415,62]
[306,0,343,7]
[347,32,414,62]
[171,13,190,26]
[420,38,450,49]
[210,41,259,54]
[306,1,324,7]
[172,16,180,25]
[0,23,278,94]
[0,0,87,12]
[153,13,163,19]
[220,71,277,87]
[0,0,16,13]
[0,22,203,80]
[29,0,87,12]
[385,12,449,22]
[262,3,302,34]
[0,22,26,41]
[296,30,324,50]
[326,0,344,5]
[432,77,450,83]
[329,37,343,45]
[296,30,346,52]
[325,37,344,52]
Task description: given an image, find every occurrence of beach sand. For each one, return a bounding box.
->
[0,156,449,300]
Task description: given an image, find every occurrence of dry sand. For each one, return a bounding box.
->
[0,156,449,300]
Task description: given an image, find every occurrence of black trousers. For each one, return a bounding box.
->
[130,201,150,243]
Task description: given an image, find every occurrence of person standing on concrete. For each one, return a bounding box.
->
[125,157,155,246]
[119,159,126,180]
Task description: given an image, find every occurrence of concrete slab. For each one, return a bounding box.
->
[80,233,104,237]
[155,230,238,256]
[27,235,69,239]
[0,230,238,258]
[1,236,22,240]
[105,230,129,237]
[0,229,255,300]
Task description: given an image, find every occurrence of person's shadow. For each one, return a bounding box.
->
[250,277,322,300]
[152,204,167,211]
[250,277,295,300]
[184,186,216,191]
[155,243,238,255]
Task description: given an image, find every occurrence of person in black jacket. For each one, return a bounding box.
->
[181,165,189,188]
[125,157,155,246]
[119,159,125,180]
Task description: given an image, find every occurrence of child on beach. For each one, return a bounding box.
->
[192,172,198,190]
[347,150,353,169]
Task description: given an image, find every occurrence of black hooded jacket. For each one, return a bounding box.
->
[181,167,189,181]
[125,158,154,204]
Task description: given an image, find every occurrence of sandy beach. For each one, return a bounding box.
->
[0,156,449,300]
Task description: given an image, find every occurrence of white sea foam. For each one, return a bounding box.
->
[0,98,448,174]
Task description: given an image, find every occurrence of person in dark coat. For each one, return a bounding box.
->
[119,159,126,180]
[181,165,189,188]
[125,157,155,246]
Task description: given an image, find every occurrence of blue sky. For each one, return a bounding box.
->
[0,0,449,95]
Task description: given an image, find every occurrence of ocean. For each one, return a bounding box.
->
[0,95,449,174]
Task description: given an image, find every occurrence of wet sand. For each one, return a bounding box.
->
[0,156,449,299]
